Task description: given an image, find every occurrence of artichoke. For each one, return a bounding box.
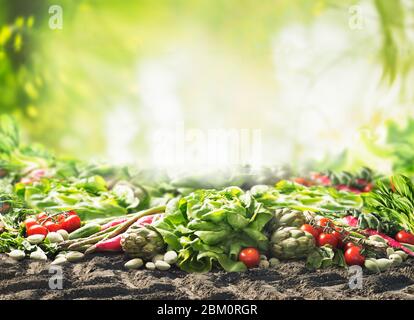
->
[121,224,165,260]
[268,208,307,231]
[270,226,315,259]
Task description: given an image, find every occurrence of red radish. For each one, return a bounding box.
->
[85,235,122,254]
[343,215,358,227]
[365,229,414,257]
[348,187,362,194]
[137,214,162,226]
[318,175,331,186]
[342,216,414,257]
[101,218,128,230]
[95,235,122,252]
[356,178,367,185]
[336,184,351,192]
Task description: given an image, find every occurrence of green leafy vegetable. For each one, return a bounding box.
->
[363,174,414,233]
[306,247,346,270]
[251,180,363,213]
[154,187,273,272]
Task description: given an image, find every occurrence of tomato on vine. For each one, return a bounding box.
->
[317,233,338,248]
[301,224,319,239]
[26,224,48,236]
[62,214,81,233]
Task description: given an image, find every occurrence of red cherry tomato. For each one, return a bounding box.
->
[37,212,47,219]
[317,218,331,228]
[67,210,78,216]
[62,215,81,233]
[26,224,48,236]
[44,221,61,232]
[331,230,344,248]
[238,247,260,268]
[56,213,65,224]
[317,233,338,248]
[335,226,349,237]
[24,217,37,230]
[344,242,358,250]
[36,212,50,223]
[344,246,365,266]
[316,218,332,233]
[300,224,319,239]
[395,231,414,245]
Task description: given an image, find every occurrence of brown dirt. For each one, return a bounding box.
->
[1,254,414,300]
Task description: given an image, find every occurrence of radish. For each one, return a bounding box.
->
[137,214,162,226]
[342,215,414,256]
[101,218,128,230]
[343,215,358,227]
[85,235,123,254]
[364,229,414,257]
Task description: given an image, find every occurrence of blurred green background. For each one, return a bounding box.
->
[1,0,414,174]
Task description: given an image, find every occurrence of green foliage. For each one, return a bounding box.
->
[363,175,414,233]
[154,187,273,272]
[0,0,413,162]
[0,114,19,154]
[306,246,346,270]
[13,176,147,220]
[386,119,414,175]
[251,180,363,213]
[374,0,412,85]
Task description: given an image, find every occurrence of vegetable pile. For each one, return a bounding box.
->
[2,116,414,274]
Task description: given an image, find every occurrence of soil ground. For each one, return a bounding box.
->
[1,254,414,300]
